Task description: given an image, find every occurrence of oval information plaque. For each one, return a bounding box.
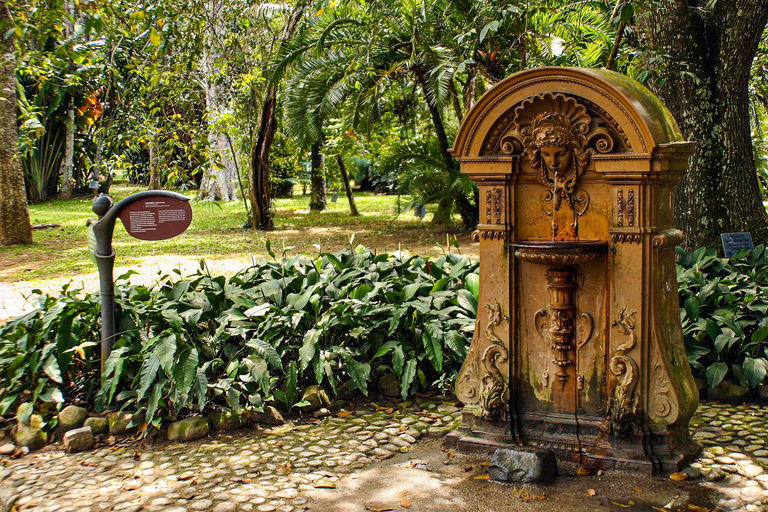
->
[117,196,192,241]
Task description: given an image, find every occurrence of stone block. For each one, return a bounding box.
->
[63,426,95,453]
[708,381,750,404]
[109,412,137,435]
[377,374,401,398]
[168,417,209,442]
[58,405,89,435]
[300,385,331,412]
[251,406,284,426]
[15,417,47,451]
[84,417,109,435]
[209,411,247,431]
[489,447,558,484]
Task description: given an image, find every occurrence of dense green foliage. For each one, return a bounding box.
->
[0,246,478,427]
[679,246,768,391]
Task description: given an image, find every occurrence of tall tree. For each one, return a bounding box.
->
[0,0,32,245]
[249,0,309,230]
[309,140,327,211]
[635,0,768,249]
[199,0,238,201]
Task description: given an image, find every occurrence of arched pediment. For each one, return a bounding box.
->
[451,67,683,160]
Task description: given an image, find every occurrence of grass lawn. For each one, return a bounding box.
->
[0,180,478,284]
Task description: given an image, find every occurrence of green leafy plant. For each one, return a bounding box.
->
[1,245,479,430]
[678,246,768,391]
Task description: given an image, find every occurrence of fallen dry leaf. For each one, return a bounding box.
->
[277,464,293,475]
[576,467,591,476]
[133,451,141,460]
[480,461,490,467]
[584,489,596,497]
[364,506,393,511]
[464,465,476,472]
[314,481,337,489]
[401,498,411,508]
[177,474,199,481]
[473,474,490,480]
[631,487,643,492]
[336,411,353,418]
[612,500,635,508]
[670,472,688,481]
[687,506,711,512]
[447,452,456,459]
[518,488,546,502]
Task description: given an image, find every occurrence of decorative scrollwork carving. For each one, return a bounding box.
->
[608,306,640,435]
[609,355,640,437]
[617,189,625,227]
[485,189,492,223]
[494,188,503,224]
[480,302,510,421]
[611,233,642,244]
[627,190,636,227]
[612,307,637,353]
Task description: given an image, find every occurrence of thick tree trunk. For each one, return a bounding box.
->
[248,1,308,230]
[0,0,32,245]
[309,141,327,211]
[59,95,75,199]
[336,155,358,216]
[414,66,478,228]
[636,0,768,250]
[199,0,238,202]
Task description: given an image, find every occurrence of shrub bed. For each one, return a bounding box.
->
[678,245,768,392]
[0,245,478,429]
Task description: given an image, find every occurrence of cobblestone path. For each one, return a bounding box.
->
[1,400,462,512]
[2,399,768,512]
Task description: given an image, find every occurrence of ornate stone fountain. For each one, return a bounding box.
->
[445,67,699,474]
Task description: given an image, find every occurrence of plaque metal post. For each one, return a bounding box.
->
[87,191,192,378]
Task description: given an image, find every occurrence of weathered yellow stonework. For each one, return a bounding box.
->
[445,67,699,474]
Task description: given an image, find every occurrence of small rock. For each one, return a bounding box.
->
[489,446,558,484]
[58,405,89,433]
[109,412,137,435]
[739,464,764,478]
[213,504,237,512]
[168,417,209,442]
[705,467,726,482]
[15,414,47,450]
[377,374,401,398]
[252,406,284,426]
[300,385,331,412]
[84,417,109,435]
[63,426,95,453]
[708,381,750,404]
[0,444,15,456]
[208,412,247,431]
[312,408,331,418]
[681,466,702,480]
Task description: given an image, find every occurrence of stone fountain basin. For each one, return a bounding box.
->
[511,239,607,267]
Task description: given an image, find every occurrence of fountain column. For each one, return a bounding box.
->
[545,268,578,390]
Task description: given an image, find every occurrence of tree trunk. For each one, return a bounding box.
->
[59,95,75,199]
[336,155,358,216]
[414,66,478,228]
[248,1,308,230]
[309,141,327,211]
[0,0,32,245]
[148,141,162,190]
[635,0,768,250]
[199,0,238,202]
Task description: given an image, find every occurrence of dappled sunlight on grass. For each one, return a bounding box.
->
[0,181,477,286]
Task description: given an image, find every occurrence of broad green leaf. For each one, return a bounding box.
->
[42,355,63,384]
[194,367,208,411]
[706,361,729,389]
[684,296,700,320]
[422,324,443,372]
[246,339,283,370]
[743,357,768,387]
[400,359,417,399]
[299,329,320,371]
[153,334,177,372]
[173,348,199,397]
[341,354,370,395]
[138,354,160,401]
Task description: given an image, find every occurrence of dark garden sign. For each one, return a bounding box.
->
[87,191,192,375]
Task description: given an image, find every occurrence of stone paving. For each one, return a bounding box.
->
[0,399,462,512]
[1,399,768,512]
